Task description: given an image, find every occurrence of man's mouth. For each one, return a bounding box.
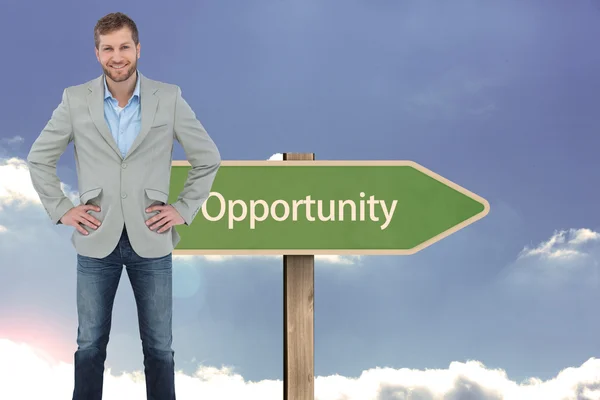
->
[111,64,127,70]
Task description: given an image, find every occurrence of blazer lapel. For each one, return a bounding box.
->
[125,73,159,159]
[87,75,123,159]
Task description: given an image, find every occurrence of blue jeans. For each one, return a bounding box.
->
[72,228,175,400]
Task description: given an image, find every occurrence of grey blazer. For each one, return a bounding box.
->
[27,72,221,258]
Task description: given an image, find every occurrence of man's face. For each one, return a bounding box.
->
[95,27,140,83]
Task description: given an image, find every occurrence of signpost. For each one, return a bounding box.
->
[169,155,490,399]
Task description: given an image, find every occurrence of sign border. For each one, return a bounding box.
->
[170,160,491,255]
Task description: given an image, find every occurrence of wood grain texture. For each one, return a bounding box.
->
[283,152,315,400]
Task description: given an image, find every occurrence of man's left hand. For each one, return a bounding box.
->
[146,204,185,233]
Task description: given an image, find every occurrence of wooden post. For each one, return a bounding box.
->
[283,152,315,400]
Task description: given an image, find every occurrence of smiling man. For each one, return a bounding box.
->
[27,12,221,400]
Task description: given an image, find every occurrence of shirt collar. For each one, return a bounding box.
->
[104,70,140,101]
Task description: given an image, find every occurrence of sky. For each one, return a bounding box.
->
[1,0,600,399]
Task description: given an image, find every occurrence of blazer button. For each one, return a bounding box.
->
[122,193,127,199]
[122,163,127,169]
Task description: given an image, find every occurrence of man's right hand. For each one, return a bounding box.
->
[60,205,102,235]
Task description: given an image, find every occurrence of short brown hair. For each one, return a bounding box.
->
[94,12,139,49]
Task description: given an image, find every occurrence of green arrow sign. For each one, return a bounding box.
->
[169,160,489,255]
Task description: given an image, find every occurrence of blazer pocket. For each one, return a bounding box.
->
[80,187,103,204]
[145,188,169,205]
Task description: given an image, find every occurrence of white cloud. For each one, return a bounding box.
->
[173,254,360,265]
[0,135,25,146]
[0,158,43,210]
[569,229,600,246]
[313,255,360,265]
[518,228,600,260]
[174,254,281,263]
[0,157,78,212]
[0,136,25,159]
[495,228,600,289]
[1,338,600,400]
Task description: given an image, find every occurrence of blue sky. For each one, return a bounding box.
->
[1,0,600,398]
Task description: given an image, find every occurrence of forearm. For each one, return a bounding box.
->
[28,156,75,224]
[171,147,221,226]
[171,86,221,225]
[27,89,75,224]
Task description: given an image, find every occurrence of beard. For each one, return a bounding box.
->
[102,59,137,83]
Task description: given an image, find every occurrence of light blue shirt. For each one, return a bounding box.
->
[103,71,141,158]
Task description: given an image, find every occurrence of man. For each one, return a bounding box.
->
[27,12,221,400]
